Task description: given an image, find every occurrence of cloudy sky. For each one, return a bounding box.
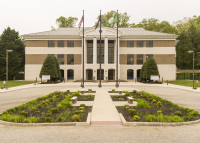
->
[0,0,199,35]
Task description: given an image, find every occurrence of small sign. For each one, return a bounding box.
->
[93,73,96,76]
[197,80,198,83]
[42,75,50,80]
[3,81,5,84]
[150,75,159,80]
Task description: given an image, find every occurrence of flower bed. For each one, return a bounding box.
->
[0,91,92,123]
[78,95,95,101]
[116,91,200,122]
[111,96,127,101]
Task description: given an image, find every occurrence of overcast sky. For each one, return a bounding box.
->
[0,0,199,35]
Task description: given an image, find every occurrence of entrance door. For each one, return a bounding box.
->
[108,69,115,80]
[87,70,93,80]
[97,69,104,80]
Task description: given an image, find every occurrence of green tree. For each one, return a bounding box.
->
[52,56,61,79]
[94,10,130,27]
[56,16,78,28]
[140,57,159,82]
[0,27,25,80]
[39,55,58,82]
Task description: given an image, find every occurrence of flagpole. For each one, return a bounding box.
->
[116,10,119,88]
[98,10,102,88]
[82,10,85,88]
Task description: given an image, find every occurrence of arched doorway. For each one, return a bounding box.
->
[67,69,74,80]
[127,69,134,80]
[137,69,141,80]
[60,69,64,79]
[97,69,104,80]
[86,69,93,80]
[108,69,115,80]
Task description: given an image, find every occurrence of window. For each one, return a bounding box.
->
[57,54,64,65]
[67,41,74,47]
[48,41,55,47]
[127,69,134,80]
[108,40,114,63]
[97,40,104,63]
[146,54,153,61]
[137,54,143,65]
[137,41,144,47]
[67,69,74,80]
[146,41,153,47]
[58,40,64,47]
[127,41,134,47]
[127,54,134,64]
[87,40,93,64]
[67,54,74,65]
[48,54,54,56]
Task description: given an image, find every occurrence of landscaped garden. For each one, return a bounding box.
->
[0,90,93,123]
[112,90,199,122]
[0,80,34,88]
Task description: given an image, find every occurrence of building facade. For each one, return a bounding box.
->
[23,27,178,81]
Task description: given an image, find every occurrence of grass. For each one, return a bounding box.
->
[167,80,200,88]
[0,80,34,88]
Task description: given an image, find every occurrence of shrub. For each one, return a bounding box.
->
[124,91,131,96]
[152,99,157,103]
[157,110,162,116]
[57,117,64,122]
[53,96,56,99]
[57,104,62,110]
[129,109,136,115]
[79,107,84,110]
[46,113,52,117]
[157,101,162,106]
[49,98,53,102]
[7,109,14,114]
[60,97,72,107]
[123,104,130,109]
[144,115,156,122]
[74,91,81,96]
[83,98,88,101]
[72,115,80,122]
[143,95,147,98]
[119,98,124,101]
[88,89,92,92]
[36,104,42,109]
[46,100,49,104]
[41,101,46,105]
[45,117,53,122]
[183,116,189,121]
[23,117,40,123]
[175,111,183,116]
[20,111,28,117]
[147,106,151,109]
[133,90,137,93]
[134,115,140,121]
[136,99,149,108]
[66,90,70,94]
[112,89,116,93]
[51,108,58,113]
[191,111,198,117]
[80,104,85,107]
[148,98,153,101]
[32,107,36,112]
[74,110,82,115]
[116,95,120,98]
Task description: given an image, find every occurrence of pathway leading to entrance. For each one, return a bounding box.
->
[90,87,122,125]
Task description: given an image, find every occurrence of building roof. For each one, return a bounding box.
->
[23,27,178,39]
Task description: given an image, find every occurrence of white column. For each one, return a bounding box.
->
[81,38,86,80]
[104,37,108,64]
[115,37,120,80]
[134,69,137,81]
[93,37,97,64]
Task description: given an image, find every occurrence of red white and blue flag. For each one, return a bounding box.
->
[78,16,83,30]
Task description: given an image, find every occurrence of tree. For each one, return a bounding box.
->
[94,10,130,27]
[0,27,25,80]
[52,56,61,79]
[39,55,58,82]
[56,16,78,28]
[140,57,159,82]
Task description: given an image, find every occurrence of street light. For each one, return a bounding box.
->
[146,56,148,83]
[6,50,13,90]
[188,50,196,89]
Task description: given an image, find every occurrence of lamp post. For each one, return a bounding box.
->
[188,50,196,89]
[6,50,13,90]
[146,55,148,83]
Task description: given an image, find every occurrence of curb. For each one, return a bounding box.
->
[0,113,91,127]
[119,113,200,126]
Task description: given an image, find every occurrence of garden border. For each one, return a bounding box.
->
[119,113,200,126]
[0,112,91,126]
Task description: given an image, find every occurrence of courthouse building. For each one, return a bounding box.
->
[23,27,178,81]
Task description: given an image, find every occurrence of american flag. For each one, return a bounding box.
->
[78,16,83,30]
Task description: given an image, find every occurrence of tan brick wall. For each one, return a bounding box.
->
[26,40,48,47]
[153,40,175,47]
[120,41,127,47]
[25,54,47,64]
[120,54,127,64]
[74,41,82,47]
[74,54,82,64]
[153,54,176,64]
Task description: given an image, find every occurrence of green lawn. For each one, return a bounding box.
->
[0,80,34,88]
[167,80,200,88]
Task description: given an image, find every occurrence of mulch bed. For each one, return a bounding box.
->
[3,92,92,123]
[110,96,128,101]
[115,92,200,122]
[77,95,95,101]
[108,91,119,93]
